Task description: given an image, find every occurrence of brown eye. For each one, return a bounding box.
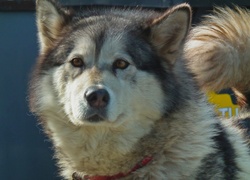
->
[70,58,84,67]
[113,59,130,70]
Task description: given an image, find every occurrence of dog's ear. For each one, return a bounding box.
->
[147,4,191,64]
[36,0,73,53]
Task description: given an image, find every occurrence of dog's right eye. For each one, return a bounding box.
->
[113,59,130,70]
[70,58,84,68]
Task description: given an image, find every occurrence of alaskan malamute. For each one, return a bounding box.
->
[30,0,250,179]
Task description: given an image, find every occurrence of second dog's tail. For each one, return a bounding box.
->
[185,6,250,107]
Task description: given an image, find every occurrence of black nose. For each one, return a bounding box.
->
[85,87,110,108]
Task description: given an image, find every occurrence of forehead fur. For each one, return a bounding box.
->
[68,8,159,53]
[36,3,191,75]
[38,8,160,68]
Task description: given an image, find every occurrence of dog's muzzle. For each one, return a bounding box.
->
[84,86,110,122]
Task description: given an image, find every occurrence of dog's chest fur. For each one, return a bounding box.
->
[43,100,216,179]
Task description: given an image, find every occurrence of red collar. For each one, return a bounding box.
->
[72,156,153,180]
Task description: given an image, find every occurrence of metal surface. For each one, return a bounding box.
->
[0,12,59,180]
[1,0,249,10]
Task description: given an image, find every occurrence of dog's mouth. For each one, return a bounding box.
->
[84,109,107,123]
[73,107,125,125]
[82,110,125,125]
[86,114,105,123]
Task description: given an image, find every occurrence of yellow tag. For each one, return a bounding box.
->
[207,92,239,118]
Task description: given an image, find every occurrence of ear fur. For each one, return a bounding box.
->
[36,0,73,53]
[148,4,191,64]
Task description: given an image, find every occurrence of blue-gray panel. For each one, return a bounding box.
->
[1,0,250,11]
[59,0,250,6]
[0,12,59,180]
[60,0,175,7]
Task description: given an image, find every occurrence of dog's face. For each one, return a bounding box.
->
[31,0,191,127]
[51,30,167,126]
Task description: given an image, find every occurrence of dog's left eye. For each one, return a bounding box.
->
[70,58,84,68]
[113,59,130,70]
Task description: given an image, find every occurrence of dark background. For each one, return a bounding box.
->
[0,0,249,179]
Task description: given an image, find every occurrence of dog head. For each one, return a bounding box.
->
[30,0,191,127]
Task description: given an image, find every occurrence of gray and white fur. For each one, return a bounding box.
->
[29,0,250,179]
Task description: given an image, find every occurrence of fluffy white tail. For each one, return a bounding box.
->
[184,6,250,106]
[185,6,250,92]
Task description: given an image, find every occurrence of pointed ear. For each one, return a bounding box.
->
[36,0,73,53]
[148,4,191,64]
